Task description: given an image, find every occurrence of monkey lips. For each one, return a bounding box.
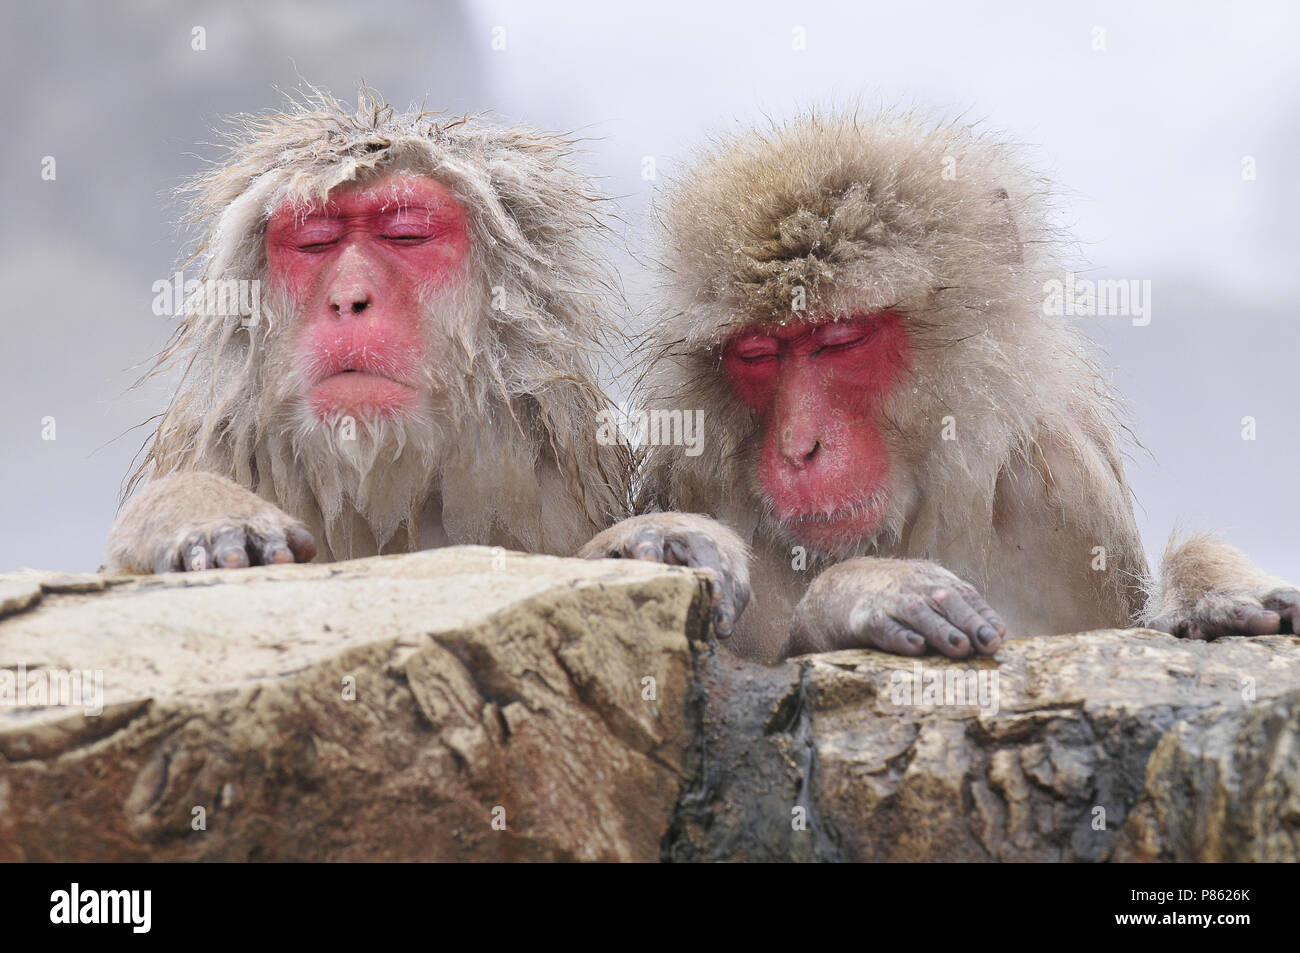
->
[305,329,422,419]
[309,371,417,419]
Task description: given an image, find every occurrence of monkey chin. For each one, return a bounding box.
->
[308,372,419,420]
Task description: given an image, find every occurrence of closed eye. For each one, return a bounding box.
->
[812,334,869,356]
[728,334,781,364]
[382,232,435,244]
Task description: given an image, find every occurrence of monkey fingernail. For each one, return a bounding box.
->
[268,549,294,564]
[977,626,998,647]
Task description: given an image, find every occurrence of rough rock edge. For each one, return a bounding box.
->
[0,551,715,861]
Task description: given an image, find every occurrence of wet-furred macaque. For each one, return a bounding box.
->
[106,90,629,573]
[583,111,1300,662]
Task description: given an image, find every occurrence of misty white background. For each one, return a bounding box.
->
[0,0,1296,579]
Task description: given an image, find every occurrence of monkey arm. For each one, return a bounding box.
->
[1144,534,1300,639]
[104,471,315,574]
[784,558,1006,659]
[578,512,751,638]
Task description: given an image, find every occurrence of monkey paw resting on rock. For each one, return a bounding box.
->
[585,110,1300,662]
[106,90,630,574]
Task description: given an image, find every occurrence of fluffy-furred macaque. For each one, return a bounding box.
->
[582,111,1300,661]
[106,91,629,573]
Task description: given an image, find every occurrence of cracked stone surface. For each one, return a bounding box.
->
[4,550,1299,862]
[663,631,1300,861]
[0,548,710,861]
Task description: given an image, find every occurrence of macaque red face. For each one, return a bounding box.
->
[265,172,471,421]
[722,311,911,551]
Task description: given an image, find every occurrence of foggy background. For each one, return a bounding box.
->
[1,0,1296,578]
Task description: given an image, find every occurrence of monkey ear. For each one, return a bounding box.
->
[990,188,1024,266]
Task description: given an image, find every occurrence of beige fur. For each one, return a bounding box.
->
[1142,532,1293,637]
[630,109,1150,658]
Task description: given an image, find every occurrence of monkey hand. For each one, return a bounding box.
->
[1147,535,1299,640]
[787,558,1006,658]
[578,513,751,638]
[105,471,317,574]
[1147,586,1300,640]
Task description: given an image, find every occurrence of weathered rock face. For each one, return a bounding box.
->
[0,549,709,861]
[3,550,1299,862]
[668,633,1300,862]
[1109,690,1300,862]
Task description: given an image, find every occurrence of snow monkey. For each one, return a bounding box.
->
[581,111,1300,662]
[105,90,630,573]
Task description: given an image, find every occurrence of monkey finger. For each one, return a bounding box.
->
[1207,603,1281,639]
[850,608,926,656]
[661,535,699,569]
[181,532,213,572]
[1145,613,1184,637]
[663,534,748,638]
[246,528,295,566]
[720,575,752,638]
[897,596,973,659]
[1262,588,1300,634]
[627,527,666,563]
[954,584,1007,638]
[1178,601,1275,640]
[285,526,317,563]
[931,587,1000,653]
[210,527,252,569]
[1237,607,1283,636]
[153,544,184,575]
[710,570,751,639]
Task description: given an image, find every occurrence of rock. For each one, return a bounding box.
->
[667,630,1300,861]
[0,548,710,861]
[4,550,1298,862]
[0,578,42,620]
[0,570,114,622]
[1110,692,1300,861]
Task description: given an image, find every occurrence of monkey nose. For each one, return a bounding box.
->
[328,286,372,315]
[781,432,821,468]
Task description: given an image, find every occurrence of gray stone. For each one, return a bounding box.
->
[0,547,709,861]
[4,550,1298,862]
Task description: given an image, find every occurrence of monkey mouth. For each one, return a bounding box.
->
[780,491,890,549]
[309,370,418,418]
